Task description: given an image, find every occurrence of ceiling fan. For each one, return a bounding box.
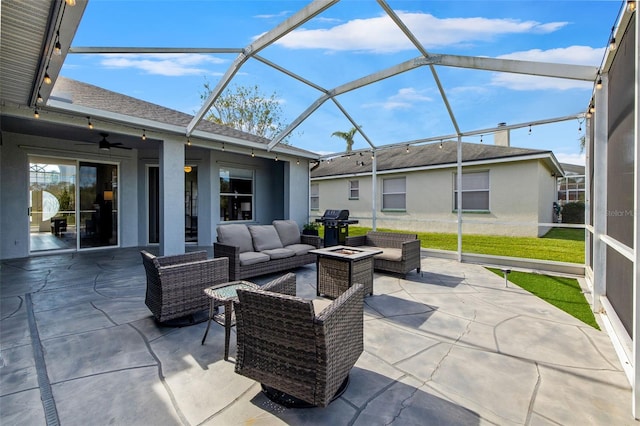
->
[97,132,131,151]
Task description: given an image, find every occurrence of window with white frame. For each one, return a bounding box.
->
[453,171,490,211]
[310,183,319,210]
[382,177,406,210]
[220,167,254,221]
[349,180,359,200]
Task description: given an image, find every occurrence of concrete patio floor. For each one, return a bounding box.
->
[0,247,635,425]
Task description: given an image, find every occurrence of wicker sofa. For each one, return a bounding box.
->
[345,231,421,276]
[234,282,364,407]
[214,220,322,281]
[140,250,229,323]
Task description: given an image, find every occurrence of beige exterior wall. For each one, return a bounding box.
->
[311,159,557,237]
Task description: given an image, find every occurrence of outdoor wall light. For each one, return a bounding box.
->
[184,166,192,173]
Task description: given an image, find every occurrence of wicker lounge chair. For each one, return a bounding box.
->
[141,250,229,323]
[234,283,364,407]
[345,231,421,276]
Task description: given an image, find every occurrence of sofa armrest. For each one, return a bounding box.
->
[261,272,297,296]
[344,235,366,247]
[301,234,322,248]
[401,239,421,258]
[214,242,241,280]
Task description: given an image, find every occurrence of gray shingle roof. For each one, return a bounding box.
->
[51,77,314,157]
[311,141,553,178]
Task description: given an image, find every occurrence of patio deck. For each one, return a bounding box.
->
[0,247,634,425]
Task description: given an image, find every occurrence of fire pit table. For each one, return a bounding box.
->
[310,245,382,298]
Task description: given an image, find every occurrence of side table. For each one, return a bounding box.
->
[201,280,259,360]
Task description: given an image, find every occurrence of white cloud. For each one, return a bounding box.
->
[100,54,226,76]
[276,12,567,53]
[555,152,585,166]
[362,87,432,110]
[490,46,604,91]
[254,10,291,19]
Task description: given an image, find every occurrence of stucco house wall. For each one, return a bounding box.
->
[312,156,559,237]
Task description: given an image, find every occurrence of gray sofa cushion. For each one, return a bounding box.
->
[239,251,270,266]
[372,247,402,262]
[272,220,301,247]
[249,225,283,251]
[262,248,296,260]
[217,224,254,253]
[284,243,315,256]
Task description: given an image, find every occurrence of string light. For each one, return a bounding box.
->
[439,140,443,149]
[65,0,76,5]
[187,138,191,146]
[528,125,532,135]
[87,117,93,129]
[37,92,43,103]
[609,27,617,51]
[296,159,300,165]
[275,155,279,161]
[222,142,225,151]
[629,0,637,12]
[406,145,410,153]
[251,149,255,158]
[53,32,62,56]
[43,72,52,85]
[590,104,595,113]
[480,135,483,143]
[141,130,146,141]
[34,109,39,119]
[370,151,374,159]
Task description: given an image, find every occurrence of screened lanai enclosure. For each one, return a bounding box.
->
[1,0,639,418]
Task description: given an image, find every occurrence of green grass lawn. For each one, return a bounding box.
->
[487,268,599,329]
[336,226,585,264]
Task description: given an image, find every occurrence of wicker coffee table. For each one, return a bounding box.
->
[201,280,259,360]
[310,246,382,298]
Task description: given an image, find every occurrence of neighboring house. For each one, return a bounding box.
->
[310,141,564,237]
[557,163,586,206]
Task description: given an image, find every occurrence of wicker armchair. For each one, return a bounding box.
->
[345,231,421,276]
[140,250,229,323]
[234,283,364,407]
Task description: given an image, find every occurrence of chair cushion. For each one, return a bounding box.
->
[284,243,315,256]
[374,247,403,262]
[217,224,254,253]
[262,248,296,260]
[272,220,301,247]
[248,225,283,251]
[239,251,270,266]
[312,298,333,315]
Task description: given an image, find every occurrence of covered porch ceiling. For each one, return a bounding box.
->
[1,0,631,159]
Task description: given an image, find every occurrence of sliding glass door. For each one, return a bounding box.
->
[79,162,118,249]
[29,158,118,252]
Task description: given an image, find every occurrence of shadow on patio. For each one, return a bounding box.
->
[0,247,634,425]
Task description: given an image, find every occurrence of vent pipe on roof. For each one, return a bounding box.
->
[494,122,510,147]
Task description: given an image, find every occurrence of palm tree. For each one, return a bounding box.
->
[331,127,357,152]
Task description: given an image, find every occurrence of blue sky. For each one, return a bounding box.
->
[60,0,623,164]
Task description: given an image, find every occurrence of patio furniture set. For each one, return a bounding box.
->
[140,221,421,407]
